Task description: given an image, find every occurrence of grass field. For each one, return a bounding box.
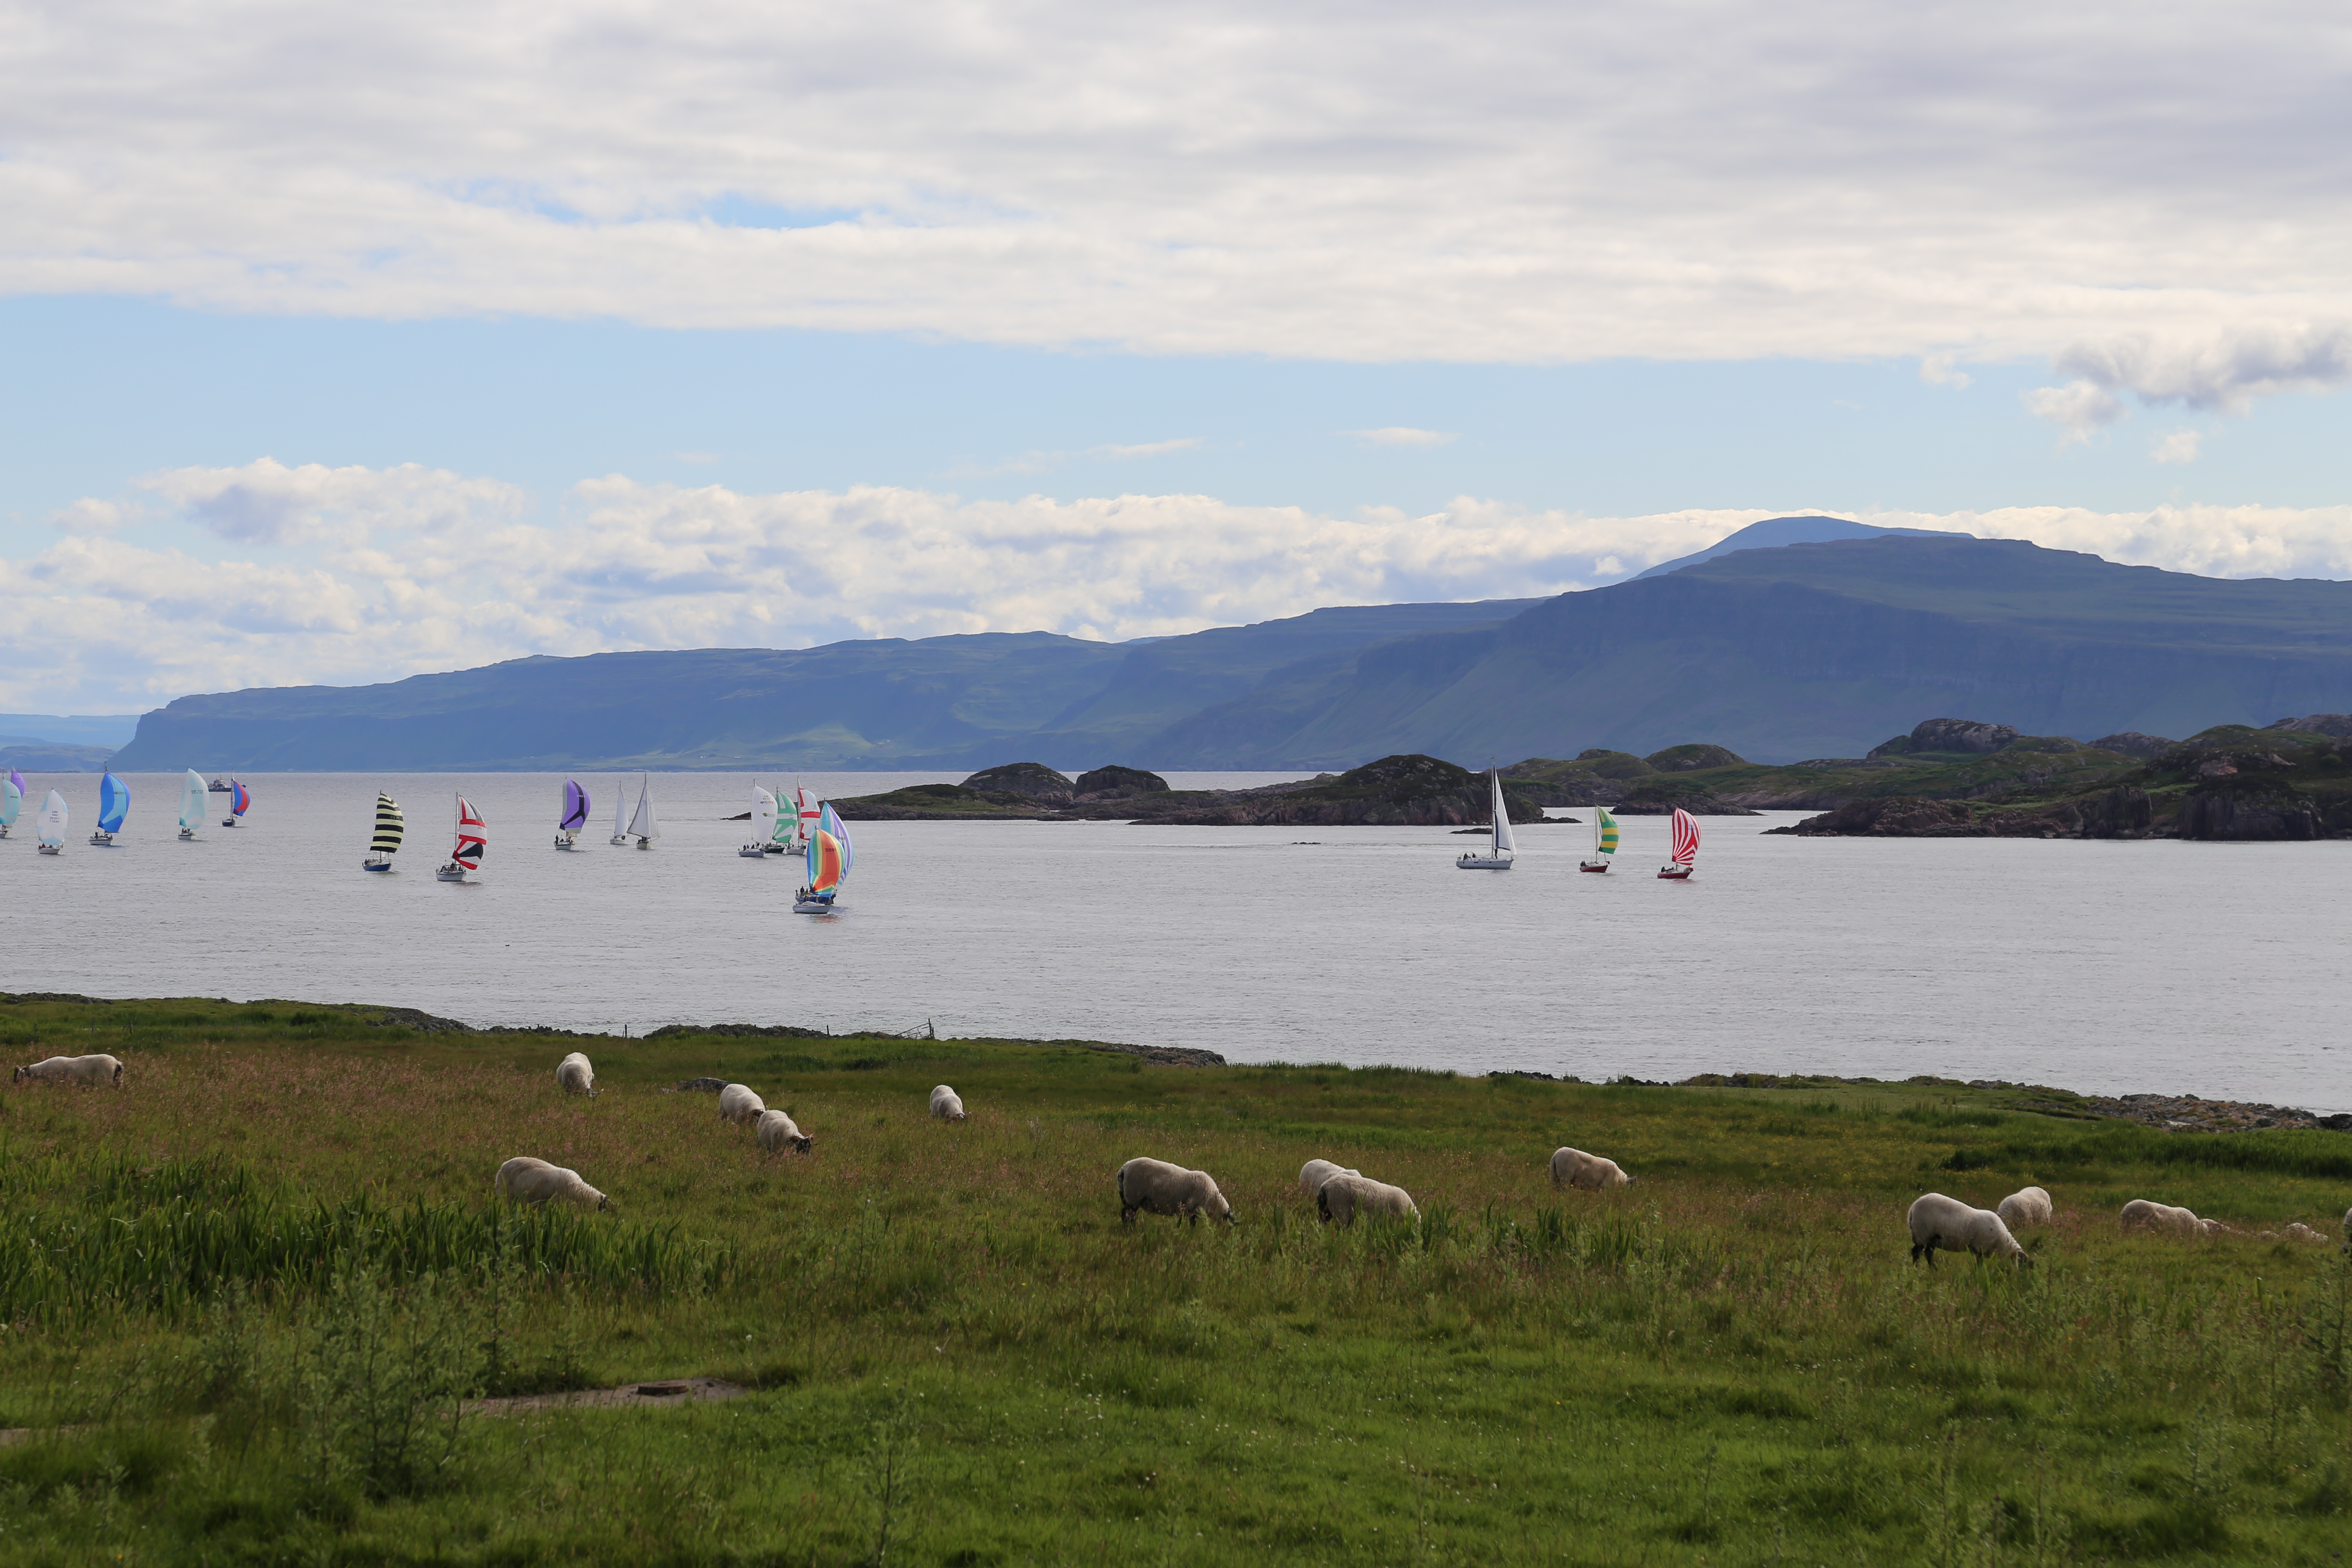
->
[0,994,2347,1565]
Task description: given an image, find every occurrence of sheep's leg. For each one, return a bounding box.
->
[1121,1203,1139,1225]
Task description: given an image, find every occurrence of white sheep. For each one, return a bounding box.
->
[717,1083,766,1125]
[1550,1147,1632,1190]
[1906,1193,2029,1265]
[929,1085,967,1122]
[756,1108,813,1153]
[2285,1222,2328,1244]
[1115,1157,1234,1226]
[1298,1158,1360,1196]
[494,1156,610,1211]
[12,1054,124,1087]
[2120,1199,2205,1236]
[1317,1173,1420,1228]
[556,1051,596,1097]
[1995,1186,2053,1228]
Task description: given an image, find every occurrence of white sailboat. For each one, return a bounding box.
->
[741,786,777,858]
[1579,805,1618,873]
[0,769,22,838]
[364,791,404,871]
[1455,766,1516,870]
[609,777,630,845]
[436,794,486,882]
[627,774,660,848]
[34,789,67,854]
[178,769,207,839]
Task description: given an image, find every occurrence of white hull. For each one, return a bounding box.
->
[37,844,60,855]
[609,833,628,845]
[738,844,767,858]
[554,834,579,849]
[87,832,115,846]
[1455,855,1513,870]
[435,864,470,882]
[793,898,838,914]
[180,829,196,840]
[634,837,653,850]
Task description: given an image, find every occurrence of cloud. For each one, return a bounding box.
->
[1919,354,1972,390]
[137,459,530,547]
[1090,438,1201,460]
[1350,428,1458,448]
[2151,430,2202,465]
[49,498,142,534]
[2,3,2347,363]
[2055,327,2352,414]
[17,461,2352,710]
[2022,381,2123,442]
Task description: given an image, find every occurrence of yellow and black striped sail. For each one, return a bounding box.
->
[371,793,405,855]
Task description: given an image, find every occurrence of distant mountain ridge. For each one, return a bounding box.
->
[109,526,2352,771]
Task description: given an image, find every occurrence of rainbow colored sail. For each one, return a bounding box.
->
[805,828,845,894]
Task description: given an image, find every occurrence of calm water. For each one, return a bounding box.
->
[3,770,2345,1112]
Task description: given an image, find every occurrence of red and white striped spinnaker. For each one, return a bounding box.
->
[1669,807,1700,866]
[451,795,488,869]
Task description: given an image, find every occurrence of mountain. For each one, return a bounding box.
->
[1629,515,1954,579]
[109,599,1537,772]
[1130,535,2352,766]
[109,530,2352,772]
[0,714,141,747]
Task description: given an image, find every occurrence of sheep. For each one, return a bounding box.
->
[1550,1147,1632,1191]
[1995,1186,2053,1229]
[1115,1157,1234,1226]
[1317,1173,1420,1228]
[494,1156,610,1211]
[1906,1193,2030,1265]
[929,1084,967,1122]
[1298,1158,1360,1197]
[2200,1218,2239,1237]
[2120,1199,2205,1236]
[756,1108,813,1154]
[12,1054,124,1087]
[717,1083,766,1125]
[2285,1222,2328,1244]
[556,1051,596,1097]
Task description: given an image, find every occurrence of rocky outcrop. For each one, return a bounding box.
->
[1767,796,2008,836]
[1869,718,2020,758]
[2089,731,2174,758]
[1073,764,1168,797]
[1115,753,1546,827]
[2271,714,2352,738]
[2071,785,2153,839]
[2177,784,2322,841]
[1644,743,1744,772]
[960,762,1075,801]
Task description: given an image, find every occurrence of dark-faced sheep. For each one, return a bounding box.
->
[1907,1193,2028,1265]
[756,1108,813,1153]
[495,1156,610,1211]
[1298,1158,1360,1196]
[2120,1199,2204,1236]
[929,1085,967,1121]
[1550,1147,1631,1190]
[1116,1157,1233,1226]
[717,1083,766,1125]
[13,1054,123,1087]
[556,1051,596,1097]
[1317,1174,1419,1228]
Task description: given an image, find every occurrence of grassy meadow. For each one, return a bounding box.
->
[0,994,2347,1565]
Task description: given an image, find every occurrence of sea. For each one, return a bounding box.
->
[2,770,2344,1112]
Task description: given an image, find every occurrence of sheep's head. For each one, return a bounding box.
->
[791,1135,813,1154]
[111,1063,124,1086]
[1206,1188,1234,1224]
[9,1066,23,1083]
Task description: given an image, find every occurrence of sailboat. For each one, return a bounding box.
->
[609,777,630,845]
[1455,766,1516,870]
[1657,807,1700,880]
[178,769,207,839]
[789,785,819,854]
[741,786,778,858]
[794,800,854,913]
[88,771,129,846]
[34,789,67,854]
[220,778,251,828]
[627,774,660,848]
[1579,805,1619,873]
[436,794,486,881]
[766,783,800,854]
[556,779,589,849]
[364,792,404,871]
[0,768,24,838]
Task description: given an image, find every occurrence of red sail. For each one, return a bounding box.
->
[453,795,488,865]
[1669,807,1700,865]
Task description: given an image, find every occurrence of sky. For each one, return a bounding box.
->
[3,0,2349,712]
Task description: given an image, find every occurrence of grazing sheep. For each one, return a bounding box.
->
[717,1083,766,1125]
[1298,1158,1361,1196]
[2200,1218,2239,1236]
[756,1108,813,1154]
[556,1051,596,1097]
[2285,1222,2328,1244]
[12,1054,124,1088]
[929,1085,967,1122]
[1115,1157,1234,1226]
[1995,1186,2053,1229]
[1906,1193,2030,1265]
[1550,1147,1632,1191]
[1317,1173,1420,1228]
[2120,1199,2205,1236]
[494,1156,610,1211]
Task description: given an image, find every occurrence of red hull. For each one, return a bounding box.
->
[1578,862,1610,873]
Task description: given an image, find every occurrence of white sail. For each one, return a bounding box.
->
[35,789,67,847]
[628,774,661,841]
[612,778,628,839]
[753,787,777,840]
[1490,769,1516,854]
[180,769,208,831]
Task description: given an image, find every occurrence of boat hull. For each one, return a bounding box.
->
[435,864,469,882]
[37,844,60,855]
[1578,861,1609,873]
[554,835,579,849]
[1657,865,1693,880]
[793,897,838,914]
[87,832,115,846]
[362,860,394,872]
[738,844,767,858]
[609,834,628,845]
[1455,856,1513,870]
[179,829,196,840]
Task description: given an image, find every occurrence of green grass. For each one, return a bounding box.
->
[0,994,2347,1564]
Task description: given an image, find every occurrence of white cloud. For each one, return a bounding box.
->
[1919,354,1972,390]
[2151,429,2203,465]
[2022,381,2124,442]
[2056,327,2352,414]
[16,460,2352,711]
[48,498,142,534]
[137,458,530,547]
[3,3,2348,364]
[1090,438,1202,460]
[1351,428,1458,448]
